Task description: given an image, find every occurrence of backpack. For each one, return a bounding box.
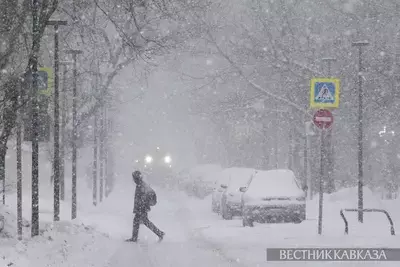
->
[147,189,157,206]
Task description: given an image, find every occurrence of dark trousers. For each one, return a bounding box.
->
[132,212,164,240]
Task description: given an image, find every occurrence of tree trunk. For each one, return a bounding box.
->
[0,147,6,204]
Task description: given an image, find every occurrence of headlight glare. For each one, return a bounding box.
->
[164,155,171,163]
[145,155,153,163]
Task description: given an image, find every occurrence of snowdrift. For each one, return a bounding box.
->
[0,217,118,266]
[199,186,400,266]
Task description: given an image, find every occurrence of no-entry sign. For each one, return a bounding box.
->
[313,109,333,129]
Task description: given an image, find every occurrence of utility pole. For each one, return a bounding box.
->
[31,0,40,237]
[104,110,108,198]
[99,106,105,202]
[93,109,98,206]
[322,57,336,194]
[17,80,22,240]
[66,49,82,220]
[352,41,369,223]
[59,61,72,201]
[104,108,110,198]
[105,109,115,197]
[2,151,4,204]
[274,102,279,169]
[92,2,99,206]
[47,20,68,222]
[92,69,100,206]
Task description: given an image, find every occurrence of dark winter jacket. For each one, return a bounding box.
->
[133,181,155,214]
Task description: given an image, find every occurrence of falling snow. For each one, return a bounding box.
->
[0,0,399,266]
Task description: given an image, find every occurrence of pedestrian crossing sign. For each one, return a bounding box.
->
[38,67,53,96]
[310,78,340,108]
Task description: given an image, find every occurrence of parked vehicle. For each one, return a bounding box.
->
[0,214,4,232]
[178,164,222,198]
[241,169,307,227]
[211,169,231,213]
[220,168,257,220]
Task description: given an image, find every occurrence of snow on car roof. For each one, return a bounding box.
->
[209,167,255,187]
[224,168,256,190]
[246,169,303,197]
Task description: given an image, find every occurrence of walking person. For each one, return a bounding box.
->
[126,170,165,242]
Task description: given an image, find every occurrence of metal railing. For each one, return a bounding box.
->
[339,208,395,235]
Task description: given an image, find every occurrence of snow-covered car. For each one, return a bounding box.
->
[0,214,4,232]
[179,164,222,198]
[220,168,257,220]
[241,169,307,227]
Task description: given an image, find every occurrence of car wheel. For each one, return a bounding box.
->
[212,201,218,213]
[242,217,249,227]
[222,204,233,220]
[242,216,254,227]
[249,220,254,227]
[293,216,303,224]
[0,214,4,232]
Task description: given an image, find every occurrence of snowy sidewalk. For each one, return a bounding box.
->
[194,190,400,266]
[1,186,240,267]
[0,217,121,266]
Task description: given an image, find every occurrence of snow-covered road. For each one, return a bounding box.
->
[81,186,245,267]
[2,182,400,266]
[2,144,400,267]
[79,185,400,267]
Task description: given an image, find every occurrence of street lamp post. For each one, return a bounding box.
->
[16,80,22,240]
[59,61,73,201]
[47,20,67,222]
[99,105,105,202]
[66,49,82,220]
[92,67,101,206]
[31,0,41,238]
[104,108,110,198]
[352,41,369,223]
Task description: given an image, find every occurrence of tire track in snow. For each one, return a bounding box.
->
[105,191,245,267]
[172,205,247,267]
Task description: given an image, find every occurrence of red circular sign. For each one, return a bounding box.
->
[313,109,333,129]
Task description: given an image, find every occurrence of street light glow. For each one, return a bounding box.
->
[164,155,171,164]
[145,155,153,163]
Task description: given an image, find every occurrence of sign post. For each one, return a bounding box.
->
[310,76,339,235]
[304,121,316,200]
[313,109,333,235]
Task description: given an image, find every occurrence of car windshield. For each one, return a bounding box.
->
[226,169,255,192]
